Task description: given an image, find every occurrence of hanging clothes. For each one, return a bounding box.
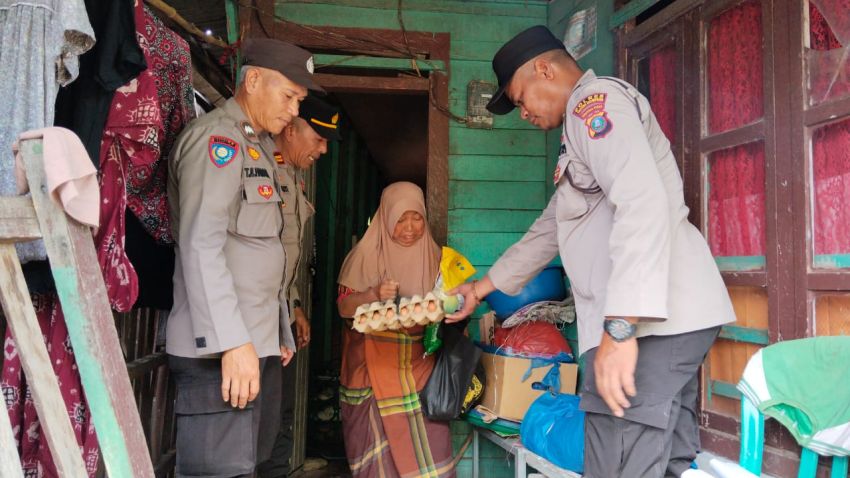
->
[126,5,194,244]
[1,293,101,477]
[95,4,193,312]
[54,0,146,167]
[0,0,95,264]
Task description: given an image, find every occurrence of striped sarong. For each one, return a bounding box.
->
[340,326,457,478]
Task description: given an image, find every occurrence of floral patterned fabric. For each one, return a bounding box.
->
[2,293,100,477]
[95,3,193,311]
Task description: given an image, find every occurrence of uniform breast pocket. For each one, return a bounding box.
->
[555,182,590,222]
[235,177,282,238]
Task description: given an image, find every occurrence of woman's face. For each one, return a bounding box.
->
[392,210,426,247]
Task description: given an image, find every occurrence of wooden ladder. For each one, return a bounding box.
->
[0,138,155,478]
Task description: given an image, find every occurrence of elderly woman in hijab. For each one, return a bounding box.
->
[336,182,456,478]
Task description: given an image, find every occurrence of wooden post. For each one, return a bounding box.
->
[0,391,24,478]
[18,139,155,478]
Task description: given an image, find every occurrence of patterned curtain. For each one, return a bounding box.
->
[706,0,766,261]
[649,44,677,150]
[810,2,850,260]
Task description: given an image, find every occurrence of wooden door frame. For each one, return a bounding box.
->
[240,0,451,244]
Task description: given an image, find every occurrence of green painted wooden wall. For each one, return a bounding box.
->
[275,0,551,287]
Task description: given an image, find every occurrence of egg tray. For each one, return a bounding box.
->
[352,292,444,333]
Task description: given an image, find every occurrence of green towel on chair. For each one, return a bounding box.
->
[737,336,850,456]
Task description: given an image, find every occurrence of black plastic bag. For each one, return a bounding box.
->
[420,321,482,421]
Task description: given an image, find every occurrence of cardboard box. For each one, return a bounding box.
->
[479,351,577,422]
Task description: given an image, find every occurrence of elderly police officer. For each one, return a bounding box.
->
[166,38,323,477]
[258,95,341,477]
[447,26,734,478]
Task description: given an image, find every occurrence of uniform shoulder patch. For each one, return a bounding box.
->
[209,135,239,168]
[572,92,613,140]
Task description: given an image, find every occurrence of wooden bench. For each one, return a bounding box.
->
[472,427,582,478]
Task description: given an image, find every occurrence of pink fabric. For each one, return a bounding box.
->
[707,0,764,134]
[2,293,100,477]
[13,127,99,228]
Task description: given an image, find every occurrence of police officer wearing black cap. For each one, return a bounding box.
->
[257,95,341,477]
[166,38,324,477]
[446,26,733,478]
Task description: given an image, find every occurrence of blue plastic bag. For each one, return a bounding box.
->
[520,368,585,473]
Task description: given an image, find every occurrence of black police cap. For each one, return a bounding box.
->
[299,95,342,141]
[242,38,324,93]
[487,25,567,115]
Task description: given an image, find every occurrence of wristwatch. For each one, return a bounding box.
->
[292,299,302,309]
[603,318,637,342]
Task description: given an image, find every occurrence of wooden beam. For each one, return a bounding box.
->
[315,54,444,72]
[246,0,442,59]
[0,196,41,242]
[0,244,86,477]
[610,0,663,29]
[19,139,155,478]
[145,0,229,49]
[314,73,429,94]
[427,72,450,245]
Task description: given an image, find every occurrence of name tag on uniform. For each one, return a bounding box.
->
[243,167,270,178]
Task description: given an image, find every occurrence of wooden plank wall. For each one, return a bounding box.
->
[275,0,550,283]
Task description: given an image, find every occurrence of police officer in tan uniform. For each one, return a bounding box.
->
[447,26,734,478]
[258,96,341,477]
[166,38,323,477]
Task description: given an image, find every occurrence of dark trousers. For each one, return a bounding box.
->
[580,326,720,478]
[170,355,282,478]
[256,357,297,477]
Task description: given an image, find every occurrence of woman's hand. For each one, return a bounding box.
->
[373,279,399,301]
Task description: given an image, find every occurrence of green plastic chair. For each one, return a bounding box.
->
[739,382,850,477]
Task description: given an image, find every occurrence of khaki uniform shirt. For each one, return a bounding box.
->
[489,70,735,355]
[166,97,295,358]
[275,160,315,310]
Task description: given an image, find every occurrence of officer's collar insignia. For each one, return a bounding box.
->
[247,146,261,160]
[257,184,274,200]
[572,93,612,140]
[240,121,259,142]
[208,136,239,168]
[274,151,284,164]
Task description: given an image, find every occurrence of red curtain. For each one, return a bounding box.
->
[649,44,677,149]
[708,142,766,257]
[705,1,766,259]
[707,0,764,134]
[813,118,850,257]
[810,2,850,259]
